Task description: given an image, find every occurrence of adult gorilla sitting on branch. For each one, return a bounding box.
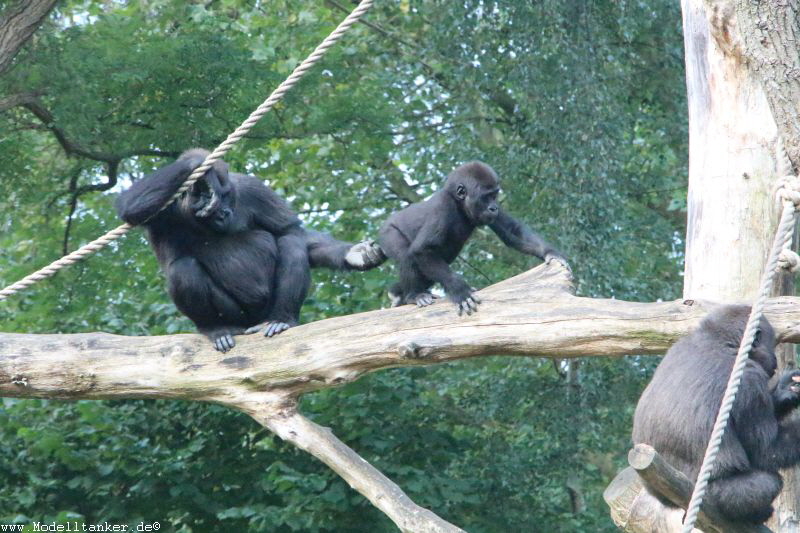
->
[116,149,384,352]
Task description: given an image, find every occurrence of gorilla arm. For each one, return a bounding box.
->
[734,366,800,470]
[116,150,228,226]
[408,219,480,316]
[488,209,569,269]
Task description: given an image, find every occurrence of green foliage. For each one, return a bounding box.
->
[0,0,686,531]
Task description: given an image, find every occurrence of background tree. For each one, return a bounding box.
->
[0,1,688,531]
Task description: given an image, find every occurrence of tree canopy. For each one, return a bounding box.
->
[0,1,687,531]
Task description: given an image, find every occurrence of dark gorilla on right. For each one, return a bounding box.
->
[633,304,800,524]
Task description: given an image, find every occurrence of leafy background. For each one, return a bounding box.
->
[0,1,687,531]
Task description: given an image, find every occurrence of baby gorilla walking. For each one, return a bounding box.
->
[379,162,568,315]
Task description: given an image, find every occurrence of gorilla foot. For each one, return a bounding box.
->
[455,293,481,316]
[413,292,437,307]
[245,321,294,337]
[203,329,237,353]
[345,240,386,271]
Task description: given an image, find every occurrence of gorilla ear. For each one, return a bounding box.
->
[455,184,467,200]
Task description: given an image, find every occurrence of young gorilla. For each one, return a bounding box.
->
[116,149,384,352]
[379,162,568,315]
[632,305,800,524]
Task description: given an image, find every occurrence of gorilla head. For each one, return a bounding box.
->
[444,161,500,226]
[178,149,238,234]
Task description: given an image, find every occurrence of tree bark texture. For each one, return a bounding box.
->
[0,0,57,76]
[678,1,800,530]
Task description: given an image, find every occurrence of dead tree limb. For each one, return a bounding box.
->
[3,262,800,531]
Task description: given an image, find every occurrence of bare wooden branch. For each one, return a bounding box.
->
[4,263,800,402]
[232,395,465,533]
[5,263,800,532]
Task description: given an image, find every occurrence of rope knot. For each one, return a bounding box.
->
[776,176,800,208]
[777,249,800,272]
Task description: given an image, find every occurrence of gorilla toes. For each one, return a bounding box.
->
[456,294,481,316]
[244,321,293,337]
[212,333,236,353]
[344,240,387,271]
[414,292,437,307]
[265,321,291,337]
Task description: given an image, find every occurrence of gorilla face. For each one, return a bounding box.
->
[448,162,501,226]
[190,168,237,233]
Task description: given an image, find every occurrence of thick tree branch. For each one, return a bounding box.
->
[4,262,800,402]
[237,397,465,533]
[5,262,800,531]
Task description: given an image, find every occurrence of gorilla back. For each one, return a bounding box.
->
[116,149,384,352]
[632,305,800,524]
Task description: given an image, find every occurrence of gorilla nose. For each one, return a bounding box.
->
[488,205,498,213]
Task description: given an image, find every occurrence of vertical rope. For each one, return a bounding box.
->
[681,192,799,532]
[0,0,374,301]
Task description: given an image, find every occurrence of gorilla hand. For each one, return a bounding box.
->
[774,369,800,419]
[545,252,571,272]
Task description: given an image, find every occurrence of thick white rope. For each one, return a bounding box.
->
[0,0,373,301]
[681,183,800,532]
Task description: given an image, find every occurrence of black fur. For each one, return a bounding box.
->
[632,304,800,524]
[378,161,568,315]
[116,149,384,352]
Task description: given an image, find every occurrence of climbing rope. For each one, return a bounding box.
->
[0,0,374,301]
[681,176,800,532]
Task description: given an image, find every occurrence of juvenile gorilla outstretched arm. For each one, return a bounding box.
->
[489,209,568,266]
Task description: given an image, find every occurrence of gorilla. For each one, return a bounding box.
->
[633,304,800,524]
[378,161,568,315]
[116,148,384,352]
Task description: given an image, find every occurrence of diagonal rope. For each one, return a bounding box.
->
[0,0,374,302]
[681,180,800,533]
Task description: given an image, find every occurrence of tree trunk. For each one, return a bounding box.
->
[0,0,58,76]
[683,1,799,530]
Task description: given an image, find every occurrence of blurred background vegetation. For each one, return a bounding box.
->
[0,0,687,531]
